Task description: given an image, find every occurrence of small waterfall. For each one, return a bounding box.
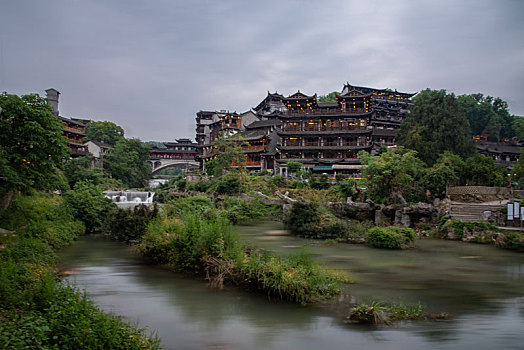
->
[104,191,155,207]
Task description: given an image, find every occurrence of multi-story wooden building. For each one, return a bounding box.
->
[195,110,261,167]
[61,117,88,156]
[239,120,281,171]
[276,90,373,174]
[45,88,88,157]
[341,83,416,150]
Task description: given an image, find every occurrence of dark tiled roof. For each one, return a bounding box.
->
[86,140,113,148]
[372,128,398,137]
[240,129,267,141]
[60,116,86,127]
[245,120,281,129]
[477,142,522,155]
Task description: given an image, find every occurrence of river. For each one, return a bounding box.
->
[59,221,524,350]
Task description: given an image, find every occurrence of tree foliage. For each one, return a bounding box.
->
[457,93,514,141]
[85,121,125,146]
[317,92,340,103]
[360,147,425,204]
[63,156,121,189]
[286,161,302,176]
[64,180,114,233]
[104,138,151,188]
[204,133,247,177]
[0,93,69,194]
[462,153,501,186]
[398,89,475,165]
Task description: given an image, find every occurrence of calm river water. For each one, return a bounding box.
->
[59,221,524,350]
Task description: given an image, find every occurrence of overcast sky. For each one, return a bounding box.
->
[1,0,523,141]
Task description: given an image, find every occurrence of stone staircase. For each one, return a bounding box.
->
[449,202,505,222]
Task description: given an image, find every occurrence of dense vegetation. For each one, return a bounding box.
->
[0,193,160,349]
[398,89,475,165]
[122,196,350,304]
[0,93,69,200]
[365,227,416,249]
[85,120,125,146]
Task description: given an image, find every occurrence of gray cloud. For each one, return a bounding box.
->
[1,0,523,140]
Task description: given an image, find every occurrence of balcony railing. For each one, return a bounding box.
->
[243,145,266,151]
[245,160,262,167]
[64,126,86,133]
[280,127,370,134]
[285,107,368,115]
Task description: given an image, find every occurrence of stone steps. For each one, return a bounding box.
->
[449,204,504,222]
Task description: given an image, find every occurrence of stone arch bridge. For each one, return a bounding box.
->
[148,158,199,175]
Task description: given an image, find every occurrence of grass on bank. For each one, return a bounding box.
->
[346,301,446,325]
[0,192,161,349]
[135,196,350,304]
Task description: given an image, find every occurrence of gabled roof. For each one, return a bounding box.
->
[253,91,284,109]
[240,128,268,141]
[283,91,316,100]
[85,140,113,149]
[342,82,416,98]
[339,88,372,98]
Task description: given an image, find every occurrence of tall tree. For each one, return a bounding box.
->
[104,138,151,188]
[360,147,425,204]
[462,153,501,186]
[0,93,69,195]
[204,132,247,177]
[457,94,514,141]
[511,116,524,139]
[398,89,474,165]
[85,121,125,146]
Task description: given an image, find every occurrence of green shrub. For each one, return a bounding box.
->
[176,178,187,191]
[64,180,114,233]
[139,211,241,273]
[310,174,330,190]
[284,202,321,237]
[0,193,84,248]
[501,231,524,251]
[0,193,160,349]
[348,301,426,324]
[269,175,285,188]
[164,196,214,217]
[222,198,279,224]
[137,204,349,303]
[239,249,348,304]
[215,173,240,195]
[331,179,356,199]
[105,204,159,242]
[366,226,416,249]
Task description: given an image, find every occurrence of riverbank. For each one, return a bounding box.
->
[109,196,351,304]
[0,193,160,349]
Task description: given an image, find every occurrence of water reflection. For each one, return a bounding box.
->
[59,230,524,350]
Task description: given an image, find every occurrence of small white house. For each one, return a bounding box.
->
[84,140,113,167]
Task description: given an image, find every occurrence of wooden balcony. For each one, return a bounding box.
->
[245,160,262,167]
[243,145,266,151]
[278,128,371,136]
